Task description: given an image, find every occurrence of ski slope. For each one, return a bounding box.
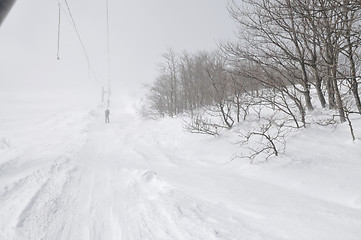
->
[1,94,361,240]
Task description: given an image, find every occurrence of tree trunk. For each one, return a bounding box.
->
[331,66,346,122]
[313,68,327,108]
[326,69,336,109]
[300,61,314,111]
[303,87,314,111]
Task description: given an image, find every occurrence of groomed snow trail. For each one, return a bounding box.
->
[1,105,361,240]
[3,109,263,240]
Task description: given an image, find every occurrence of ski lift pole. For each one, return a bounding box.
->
[107,85,111,108]
[105,0,111,108]
[102,86,105,103]
[57,3,61,60]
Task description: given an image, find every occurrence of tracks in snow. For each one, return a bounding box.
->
[2,109,361,240]
[1,115,263,240]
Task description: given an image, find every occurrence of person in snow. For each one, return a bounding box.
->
[105,108,110,123]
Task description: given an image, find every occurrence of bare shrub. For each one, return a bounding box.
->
[234,116,293,163]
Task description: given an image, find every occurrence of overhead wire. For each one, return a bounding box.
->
[55,0,115,100]
[60,0,103,87]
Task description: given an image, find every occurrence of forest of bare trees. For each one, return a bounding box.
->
[143,0,361,151]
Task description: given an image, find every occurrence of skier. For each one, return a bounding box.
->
[105,108,110,123]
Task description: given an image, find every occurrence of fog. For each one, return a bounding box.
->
[0,0,236,106]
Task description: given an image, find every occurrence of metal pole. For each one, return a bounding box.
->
[102,87,105,102]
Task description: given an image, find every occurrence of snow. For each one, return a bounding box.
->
[1,92,361,240]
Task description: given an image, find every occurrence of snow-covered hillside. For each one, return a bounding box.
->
[1,92,361,240]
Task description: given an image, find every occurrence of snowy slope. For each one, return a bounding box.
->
[1,93,361,240]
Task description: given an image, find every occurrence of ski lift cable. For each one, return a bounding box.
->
[63,0,101,86]
[60,0,103,87]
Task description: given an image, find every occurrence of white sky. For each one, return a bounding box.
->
[0,0,237,102]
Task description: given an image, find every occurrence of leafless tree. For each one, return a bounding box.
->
[338,0,361,114]
[228,0,316,111]
[205,52,235,129]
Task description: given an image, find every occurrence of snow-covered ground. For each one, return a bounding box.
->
[1,91,361,240]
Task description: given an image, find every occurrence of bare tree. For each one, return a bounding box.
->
[228,0,316,111]
[161,49,179,117]
[205,52,235,129]
[339,0,361,114]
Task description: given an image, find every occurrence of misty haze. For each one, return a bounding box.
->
[1,0,361,239]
